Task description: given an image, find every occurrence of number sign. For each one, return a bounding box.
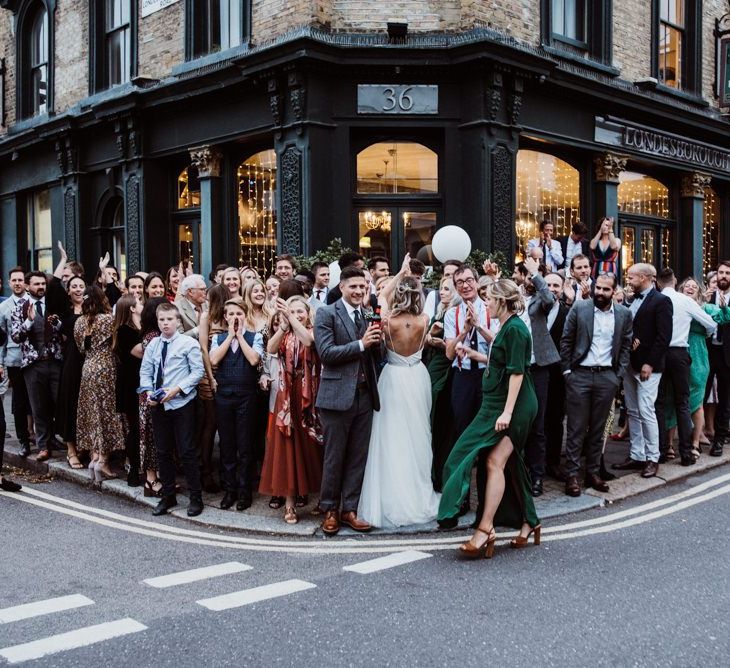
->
[357,85,438,115]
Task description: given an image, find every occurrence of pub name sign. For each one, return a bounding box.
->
[595,116,730,173]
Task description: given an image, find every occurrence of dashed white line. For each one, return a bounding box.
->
[343,550,433,574]
[142,561,253,588]
[0,618,147,664]
[0,594,94,625]
[196,579,316,611]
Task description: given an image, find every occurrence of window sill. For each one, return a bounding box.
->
[542,44,620,77]
[79,82,135,110]
[173,43,251,77]
[7,112,52,135]
[634,79,709,107]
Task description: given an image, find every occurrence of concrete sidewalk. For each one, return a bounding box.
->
[4,433,730,537]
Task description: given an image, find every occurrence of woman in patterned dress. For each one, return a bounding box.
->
[589,216,621,279]
[74,285,126,482]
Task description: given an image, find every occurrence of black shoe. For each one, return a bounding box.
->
[585,473,610,493]
[0,477,22,492]
[565,476,581,497]
[18,442,30,458]
[236,494,252,512]
[220,491,237,510]
[437,517,459,530]
[202,476,221,494]
[127,469,141,487]
[680,456,696,467]
[187,493,204,517]
[153,495,177,516]
[612,458,645,471]
[710,441,724,457]
[531,478,544,497]
[598,456,616,481]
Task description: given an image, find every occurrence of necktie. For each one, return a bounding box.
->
[316,290,323,301]
[155,340,169,390]
[36,300,43,317]
[354,308,363,336]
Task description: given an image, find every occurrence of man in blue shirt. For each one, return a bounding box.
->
[139,302,205,517]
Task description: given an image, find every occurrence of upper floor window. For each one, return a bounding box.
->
[356,142,438,194]
[551,0,586,46]
[29,6,49,115]
[27,189,53,272]
[541,0,612,66]
[653,0,701,94]
[188,0,247,59]
[91,0,135,92]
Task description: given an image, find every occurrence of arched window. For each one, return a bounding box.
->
[617,172,670,218]
[356,142,438,194]
[515,150,580,261]
[704,186,720,275]
[237,149,277,274]
[177,165,201,209]
[30,5,49,116]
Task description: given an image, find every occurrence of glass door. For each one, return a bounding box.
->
[620,220,671,280]
[357,207,437,264]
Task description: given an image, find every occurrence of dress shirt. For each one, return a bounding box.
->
[565,236,583,267]
[526,237,564,272]
[444,298,497,370]
[139,331,204,411]
[711,288,730,345]
[661,287,716,347]
[210,330,264,356]
[629,286,653,316]
[342,298,366,352]
[519,295,536,365]
[580,304,615,368]
[547,300,560,332]
[314,286,328,302]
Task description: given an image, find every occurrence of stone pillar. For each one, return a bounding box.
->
[593,152,627,227]
[116,116,145,275]
[680,172,711,278]
[189,145,222,280]
[54,135,81,262]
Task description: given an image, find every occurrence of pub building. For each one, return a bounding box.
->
[0,22,729,283]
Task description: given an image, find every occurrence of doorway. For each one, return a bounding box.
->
[619,219,673,279]
[356,207,438,265]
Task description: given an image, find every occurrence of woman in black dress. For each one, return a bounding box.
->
[113,295,144,487]
[56,275,86,470]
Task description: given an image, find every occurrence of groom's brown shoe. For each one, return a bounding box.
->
[322,510,340,536]
[341,511,372,532]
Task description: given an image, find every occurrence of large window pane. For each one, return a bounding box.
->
[30,9,48,115]
[403,211,437,261]
[357,142,438,194]
[33,190,52,247]
[237,149,277,274]
[552,0,584,42]
[617,172,670,218]
[660,0,684,25]
[659,24,682,88]
[515,150,580,262]
[177,165,201,209]
[359,210,392,260]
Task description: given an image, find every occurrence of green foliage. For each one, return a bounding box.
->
[294,238,353,272]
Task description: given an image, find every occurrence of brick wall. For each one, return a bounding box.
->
[702,0,725,107]
[138,0,185,78]
[251,0,319,43]
[329,0,461,33]
[0,11,14,135]
[463,0,539,43]
[612,1,652,86]
[54,0,89,113]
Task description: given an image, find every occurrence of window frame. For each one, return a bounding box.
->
[550,0,588,49]
[89,0,137,93]
[185,0,250,61]
[651,0,702,95]
[26,189,53,272]
[16,0,55,119]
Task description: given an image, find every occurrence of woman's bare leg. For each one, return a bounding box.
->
[469,436,514,545]
[691,407,704,450]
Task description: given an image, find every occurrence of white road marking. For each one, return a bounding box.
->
[0,594,94,624]
[0,618,147,664]
[196,579,316,611]
[2,474,730,554]
[343,550,433,574]
[143,561,252,588]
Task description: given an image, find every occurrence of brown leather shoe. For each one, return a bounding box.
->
[564,476,581,497]
[340,511,372,532]
[585,473,610,493]
[612,457,645,471]
[641,461,659,478]
[321,510,340,535]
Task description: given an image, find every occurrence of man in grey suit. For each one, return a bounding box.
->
[314,266,381,536]
[175,274,208,339]
[560,274,633,496]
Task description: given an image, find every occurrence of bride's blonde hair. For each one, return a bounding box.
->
[486,279,525,316]
[390,277,423,317]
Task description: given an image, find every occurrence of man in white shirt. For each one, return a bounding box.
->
[563,254,593,305]
[526,219,564,273]
[655,268,716,464]
[707,260,730,456]
[557,222,590,270]
[310,262,330,305]
[367,256,389,295]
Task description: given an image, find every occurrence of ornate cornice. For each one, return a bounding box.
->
[189,145,222,178]
[680,172,711,198]
[593,152,628,182]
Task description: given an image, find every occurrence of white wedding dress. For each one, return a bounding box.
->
[358,341,441,528]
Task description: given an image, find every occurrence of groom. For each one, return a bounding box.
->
[314,266,381,535]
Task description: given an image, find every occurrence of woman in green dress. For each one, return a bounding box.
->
[438,278,539,559]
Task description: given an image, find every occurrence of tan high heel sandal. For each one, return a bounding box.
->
[459,527,496,559]
[509,524,541,549]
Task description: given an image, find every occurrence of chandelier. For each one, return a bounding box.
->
[364,210,392,231]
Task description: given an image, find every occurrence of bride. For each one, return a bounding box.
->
[358,276,441,528]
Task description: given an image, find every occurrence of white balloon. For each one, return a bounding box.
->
[329,260,341,286]
[431,226,471,263]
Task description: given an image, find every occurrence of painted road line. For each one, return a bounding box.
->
[197,579,316,611]
[143,562,253,588]
[0,594,94,625]
[343,550,433,574]
[0,618,147,664]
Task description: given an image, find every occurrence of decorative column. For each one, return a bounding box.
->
[189,145,222,280]
[116,115,144,275]
[593,152,627,225]
[54,134,81,261]
[680,172,711,278]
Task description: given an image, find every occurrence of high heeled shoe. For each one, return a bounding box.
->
[459,527,496,559]
[509,524,541,549]
[143,479,163,498]
[94,465,117,484]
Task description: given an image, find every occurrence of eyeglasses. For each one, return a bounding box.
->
[455,277,476,288]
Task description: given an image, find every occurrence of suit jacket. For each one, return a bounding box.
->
[629,288,673,372]
[708,290,730,366]
[528,273,561,367]
[0,295,25,368]
[548,301,569,351]
[557,235,590,269]
[9,298,64,368]
[174,295,206,339]
[314,299,380,412]
[560,299,633,377]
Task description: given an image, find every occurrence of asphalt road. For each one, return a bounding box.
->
[1,469,730,667]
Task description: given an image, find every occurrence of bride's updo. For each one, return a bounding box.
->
[486,279,525,316]
[390,276,423,317]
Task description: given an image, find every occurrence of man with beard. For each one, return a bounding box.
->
[563,254,593,305]
[560,274,633,496]
[707,260,730,456]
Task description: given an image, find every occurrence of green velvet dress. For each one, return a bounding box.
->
[437,314,539,529]
[428,313,455,491]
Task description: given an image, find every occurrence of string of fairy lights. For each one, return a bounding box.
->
[703,186,719,276]
[617,174,670,218]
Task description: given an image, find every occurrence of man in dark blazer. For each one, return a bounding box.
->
[557,222,590,271]
[614,263,673,478]
[560,274,633,495]
[707,260,730,456]
[314,266,381,536]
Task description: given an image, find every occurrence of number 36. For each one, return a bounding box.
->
[382,86,414,112]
